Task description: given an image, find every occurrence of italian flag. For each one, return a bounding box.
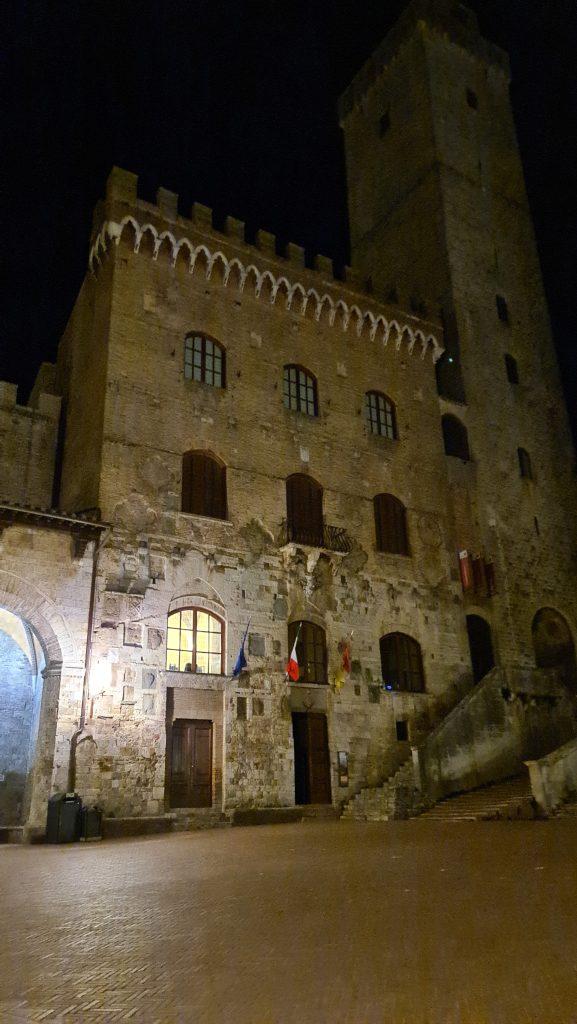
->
[285,627,301,682]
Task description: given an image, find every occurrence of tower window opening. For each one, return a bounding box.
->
[496,295,510,324]
[505,353,519,385]
[379,111,391,137]
[466,88,478,110]
[518,447,533,480]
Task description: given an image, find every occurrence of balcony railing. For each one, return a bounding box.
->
[280,520,353,553]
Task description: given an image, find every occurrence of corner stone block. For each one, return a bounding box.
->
[0,382,18,409]
[314,254,334,278]
[156,186,179,222]
[224,215,246,242]
[106,166,138,204]
[255,229,276,255]
[192,202,213,229]
[286,242,305,268]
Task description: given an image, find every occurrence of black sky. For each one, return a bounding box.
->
[2,1,576,441]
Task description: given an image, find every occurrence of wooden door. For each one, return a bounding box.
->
[292,712,331,805]
[169,719,212,808]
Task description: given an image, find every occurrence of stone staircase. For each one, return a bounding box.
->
[417,774,535,821]
[341,759,421,822]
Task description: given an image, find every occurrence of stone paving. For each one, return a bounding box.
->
[2,820,577,1023]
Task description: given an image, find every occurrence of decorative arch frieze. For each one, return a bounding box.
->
[90,217,443,363]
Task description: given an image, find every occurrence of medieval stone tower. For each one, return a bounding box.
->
[340,0,577,678]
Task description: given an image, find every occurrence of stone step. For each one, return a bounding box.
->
[553,801,577,818]
[0,826,25,844]
[300,804,341,821]
[419,776,534,822]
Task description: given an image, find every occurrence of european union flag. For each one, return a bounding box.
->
[232,621,250,677]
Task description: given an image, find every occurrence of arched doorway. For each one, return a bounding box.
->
[466,615,495,684]
[0,608,46,826]
[532,608,577,692]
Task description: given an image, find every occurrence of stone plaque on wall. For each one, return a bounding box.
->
[147,627,164,650]
[124,622,143,647]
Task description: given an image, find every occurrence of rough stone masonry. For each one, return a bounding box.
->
[0,0,575,835]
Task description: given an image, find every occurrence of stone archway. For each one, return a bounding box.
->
[532,608,577,693]
[0,570,74,833]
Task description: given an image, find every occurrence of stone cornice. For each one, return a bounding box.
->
[90,215,443,364]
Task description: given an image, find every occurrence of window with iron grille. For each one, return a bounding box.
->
[442,414,470,460]
[505,353,519,385]
[365,391,397,439]
[166,607,224,674]
[181,450,227,518]
[374,493,409,555]
[184,334,225,388]
[288,620,327,684]
[283,365,318,416]
[518,447,533,480]
[380,633,425,693]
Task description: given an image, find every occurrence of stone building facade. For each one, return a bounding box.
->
[1,0,576,835]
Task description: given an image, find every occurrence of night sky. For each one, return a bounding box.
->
[2,1,576,442]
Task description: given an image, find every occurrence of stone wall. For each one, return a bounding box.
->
[415,667,577,802]
[526,737,577,814]
[0,382,61,507]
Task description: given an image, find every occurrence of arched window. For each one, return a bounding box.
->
[182,450,227,519]
[442,414,470,460]
[283,365,318,417]
[286,474,323,546]
[518,447,532,480]
[184,334,225,388]
[532,608,577,692]
[166,608,224,674]
[288,620,327,684]
[374,494,409,555]
[365,391,397,439]
[504,353,519,385]
[380,633,425,693]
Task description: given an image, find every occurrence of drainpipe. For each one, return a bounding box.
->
[67,529,108,792]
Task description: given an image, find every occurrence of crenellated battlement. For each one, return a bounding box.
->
[89,167,443,363]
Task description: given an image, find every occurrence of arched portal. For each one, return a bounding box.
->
[0,570,71,833]
[466,614,495,684]
[532,608,577,692]
[0,608,46,826]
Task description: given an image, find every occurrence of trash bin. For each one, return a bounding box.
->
[46,793,82,843]
[80,805,103,842]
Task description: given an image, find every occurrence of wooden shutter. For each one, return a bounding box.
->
[287,475,323,545]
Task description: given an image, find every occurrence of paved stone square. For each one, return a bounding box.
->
[1,820,577,1023]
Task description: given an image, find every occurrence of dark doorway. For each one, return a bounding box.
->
[466,615,495,683]
[532,608,577,693]
[168,719,212,808]
[292,712,332,805]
